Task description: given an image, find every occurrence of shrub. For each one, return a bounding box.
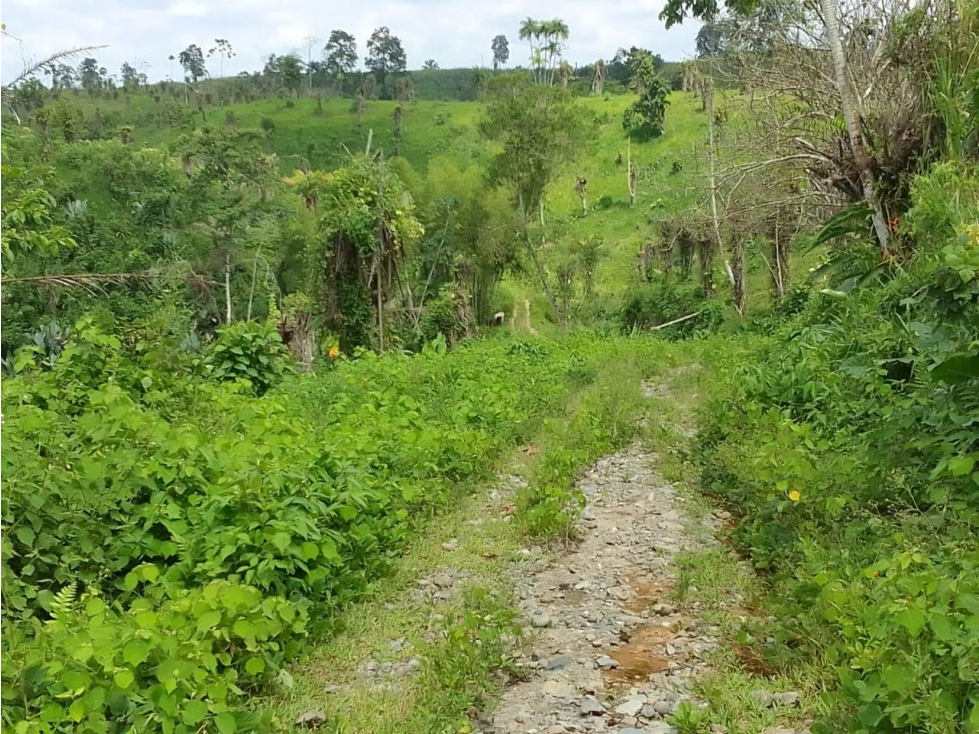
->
[200,321,291,395]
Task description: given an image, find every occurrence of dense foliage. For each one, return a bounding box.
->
[1,322,623,732]
[697,162,979,732]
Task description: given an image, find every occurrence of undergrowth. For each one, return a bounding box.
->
[695,162,979,733]
[0,323,638,733]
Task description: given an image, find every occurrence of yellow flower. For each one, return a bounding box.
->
[327,343,340,361]
[788,490,801,502]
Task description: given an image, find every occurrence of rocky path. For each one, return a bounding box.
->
[283,372,808,733]
[479,443,727,734]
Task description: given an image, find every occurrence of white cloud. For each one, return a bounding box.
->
[1,0,700,84]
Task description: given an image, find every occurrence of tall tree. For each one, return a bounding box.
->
[518,18,542,81]
[491,34,510,70]
[300,35,320,94]
[422,59,439,70]
[480,75,589,321]
[696,22,725,57]
[518,18,569,85]
[208,39,235,77]
[266,54,305,96]
[365,26,407,93]
[77,57,106,93]
[120,62,140,91]
[323,29,358,90]
[178,44,207,83]
[818,0,889,251]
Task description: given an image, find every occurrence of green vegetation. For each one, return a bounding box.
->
[2,3,978,733]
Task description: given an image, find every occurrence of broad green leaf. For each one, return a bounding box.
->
[245,657,266,675]
[932,353,979,384]
[181,699,208,726]
[895,607,926,637]
[113,669,135,689]
[949,455,977,476]
[930,613,957,642]
[15,526,35,546]
[882,664,914,692]
[215,712,238,734]
[196,610,223,633]
[123,641,150,667]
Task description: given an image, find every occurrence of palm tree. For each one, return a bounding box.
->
[518,17,542,81]
[1,41,106,121]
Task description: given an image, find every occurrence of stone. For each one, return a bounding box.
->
[578,697,606,716]
[295,710,327,728]
[653,603,675,616]
[548,726,568,734]
[639,704,658,719]
[542,680,576,699]
[582,507,597,521]
[710,727,729,734]
[532,613,554,628]
[619,729,648,734]
[647,724,680,734]
[773,691,801,707]
[762,729,796,734]
[614,695,647,717]
[441,539,459,551]
[431,574,453,589]
[652,699,673,716]
[596,655,620,669]
[545,653,574,670]
[750,690,775,708]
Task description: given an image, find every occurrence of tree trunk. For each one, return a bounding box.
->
[246,249,261,321]
[224,251,233,324]
[730,238,745,316]
[820,0,890,251]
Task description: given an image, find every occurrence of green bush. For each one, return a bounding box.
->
[696,163,979,731]
[618,281,724,338]
[1,321,626,731]
[200,321,291,396]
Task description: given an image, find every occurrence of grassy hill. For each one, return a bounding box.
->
[45,89,781,320]
[120,93,709,303]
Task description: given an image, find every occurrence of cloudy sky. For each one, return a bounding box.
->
[1,0,701,84]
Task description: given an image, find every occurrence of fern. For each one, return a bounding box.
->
[48,581,78,622]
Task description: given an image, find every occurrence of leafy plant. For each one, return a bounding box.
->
[200,321,290,395]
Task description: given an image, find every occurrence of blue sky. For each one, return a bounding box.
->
[1,0,701,84]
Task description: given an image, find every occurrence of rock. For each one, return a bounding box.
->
[710,727,729,734]
[619,729,649,734]
[431,574,454,589]
[295,710,327,728]
[542,680,576,699]
[653,603,675,616]
[545,653,574,670]
[647,724,680,734]
[548,726,568,734]
[774,691,801,707]
[653,700,673,716]
[531,613,554,628]
[596,655,620,669]
[441,539,459,551]
[762,729,796,734]
[614,695,647,717]
[639,704,658,719]
[750,690,775,708]
[578,697,606,716]
[582,507,597,521]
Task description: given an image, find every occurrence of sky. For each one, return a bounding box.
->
[1,0,701,85]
